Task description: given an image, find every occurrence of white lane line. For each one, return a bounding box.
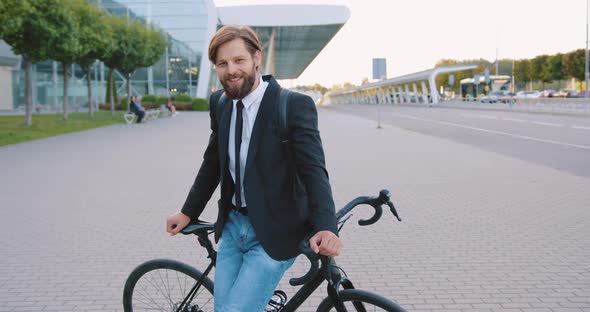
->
[571,125,590,130]
[479,115,498,120]
[503,118,526,123]
[531,121,563,127]
[395,113,590,150]
[459,113,498,120]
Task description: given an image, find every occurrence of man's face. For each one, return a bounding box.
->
[214,38,261,99]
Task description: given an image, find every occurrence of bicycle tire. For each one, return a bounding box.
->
[316,289,406,312]
[123,258,214,312]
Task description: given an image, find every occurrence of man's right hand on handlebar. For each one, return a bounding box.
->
[166,212,191,236]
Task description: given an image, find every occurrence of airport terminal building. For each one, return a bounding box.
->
[0,0,349,111]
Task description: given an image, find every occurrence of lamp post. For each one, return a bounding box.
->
[585,0,589,97]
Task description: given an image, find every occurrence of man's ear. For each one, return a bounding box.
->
[254,50,262,68]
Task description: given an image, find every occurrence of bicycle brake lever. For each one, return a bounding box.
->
[387,201,402,222]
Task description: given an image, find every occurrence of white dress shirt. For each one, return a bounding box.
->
[228,76,269,207]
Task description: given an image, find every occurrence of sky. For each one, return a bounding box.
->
[215,0,589,87]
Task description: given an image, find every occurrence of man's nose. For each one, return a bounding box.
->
[227,62,238,75]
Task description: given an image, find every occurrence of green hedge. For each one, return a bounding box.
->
[192,98,209,111]
[175,94,192,102]
[156,96,168,105]
[141,94,157,103]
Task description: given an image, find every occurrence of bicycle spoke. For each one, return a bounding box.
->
[126,262,215,312]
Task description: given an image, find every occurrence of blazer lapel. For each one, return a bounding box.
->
[244,76,279,179]
[218,98,232,175]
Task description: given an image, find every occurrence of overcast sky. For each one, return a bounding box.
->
[215,0,589,87]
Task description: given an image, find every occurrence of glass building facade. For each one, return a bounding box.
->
[8,0,214,111]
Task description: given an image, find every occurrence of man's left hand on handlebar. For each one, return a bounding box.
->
[309,231,342,257]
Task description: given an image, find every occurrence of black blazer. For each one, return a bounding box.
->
[181,75,337,260]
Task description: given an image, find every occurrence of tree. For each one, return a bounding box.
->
[0,0,59,125]
[531,55,549,89]
[543,53,564,85]
[45,0,84,121]
[102,16,166,115]
[73,0,112,119]
[563,49,585,81]
[514,59,530,86]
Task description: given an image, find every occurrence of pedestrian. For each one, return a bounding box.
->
[166,25,341,311]
[129,96,145,123]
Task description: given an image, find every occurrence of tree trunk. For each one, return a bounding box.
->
[62,63,69,120]
[85,65,93,119]
[109,70,115,116]
[126,72,131,112]
[24,58,32,126]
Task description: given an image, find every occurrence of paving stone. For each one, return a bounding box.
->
[0,108,588,311]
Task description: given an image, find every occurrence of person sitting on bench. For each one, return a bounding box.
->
[129,96,146,123]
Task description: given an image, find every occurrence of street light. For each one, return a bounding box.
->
[586,0,589,97]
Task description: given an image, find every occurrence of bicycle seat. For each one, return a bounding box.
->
[181,220,215,235]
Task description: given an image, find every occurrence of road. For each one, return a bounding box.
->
[326,103,590,177]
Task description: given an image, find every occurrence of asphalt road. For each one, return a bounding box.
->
[325,103,590,177]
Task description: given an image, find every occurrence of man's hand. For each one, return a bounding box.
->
[309,231,342,257]
[166,212,191,236]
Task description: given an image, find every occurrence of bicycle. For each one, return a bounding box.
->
[123,189,406,312]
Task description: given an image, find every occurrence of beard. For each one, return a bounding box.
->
[220,64,257,100]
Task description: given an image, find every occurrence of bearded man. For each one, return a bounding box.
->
[166,25,341,311]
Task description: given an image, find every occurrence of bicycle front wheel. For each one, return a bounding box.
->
[316,289,406,312]
[123,259,214,312]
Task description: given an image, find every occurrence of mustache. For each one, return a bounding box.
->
[224,73,243,80]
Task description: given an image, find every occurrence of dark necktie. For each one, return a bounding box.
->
[234,100,244,208]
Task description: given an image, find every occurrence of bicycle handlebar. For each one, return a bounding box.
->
[289,189,401,286]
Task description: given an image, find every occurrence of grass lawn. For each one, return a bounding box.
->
[0,111,125,147]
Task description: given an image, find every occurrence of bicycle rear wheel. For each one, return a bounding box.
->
[123,259,214,312]
[316,289,406,312]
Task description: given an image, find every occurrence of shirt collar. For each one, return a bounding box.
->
[234,75,264,109]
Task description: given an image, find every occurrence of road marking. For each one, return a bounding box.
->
[571,125,590,130]
[460,113,498,120]
[478,115,498,120]
[503,118,526,123]
[395,113,590,150]
[531,121,563,127]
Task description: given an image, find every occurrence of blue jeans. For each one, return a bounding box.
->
[214,210,296,312]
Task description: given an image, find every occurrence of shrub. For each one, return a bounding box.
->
[141,94,157,103]
[156,96,168,105]
[192,98,209,111]
[175,94,192,102]
[119,97,130,111]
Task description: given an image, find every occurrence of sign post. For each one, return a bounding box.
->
[373,58,387,129]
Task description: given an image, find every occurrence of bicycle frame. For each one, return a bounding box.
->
[174,189,400,312]
[177,232,350,312]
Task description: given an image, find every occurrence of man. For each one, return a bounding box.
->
[129,96,145,123]
[166,25,341,311]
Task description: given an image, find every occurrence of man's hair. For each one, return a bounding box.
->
[208,25,262,64]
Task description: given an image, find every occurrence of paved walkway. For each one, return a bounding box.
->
[0,108,588,311]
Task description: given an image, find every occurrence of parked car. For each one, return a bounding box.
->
[480,90,506,103]
[516,90,541,99]
[578,90,590,98]
[540,90,557,97]
[554,89,580,98]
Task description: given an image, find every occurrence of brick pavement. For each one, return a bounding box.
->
[0,108,588,311]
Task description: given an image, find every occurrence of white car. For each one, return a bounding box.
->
[480,90,506,103]
[515,91,541,99]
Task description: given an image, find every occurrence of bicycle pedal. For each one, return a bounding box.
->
[264,290,287,311]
